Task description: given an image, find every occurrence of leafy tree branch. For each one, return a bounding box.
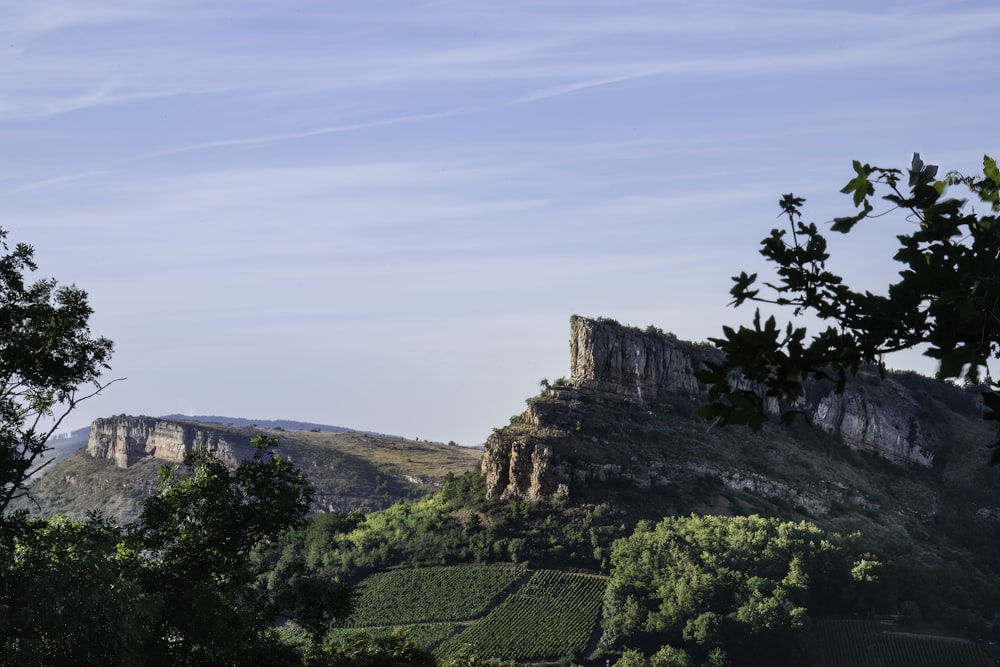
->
[697,154,1000,461]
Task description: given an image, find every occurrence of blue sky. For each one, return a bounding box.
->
[2,1,998,445]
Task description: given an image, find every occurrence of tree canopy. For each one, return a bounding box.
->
[600,514,872,666]
[0,229,114,515]
[0,229,357,664]
[697,154,1000,461]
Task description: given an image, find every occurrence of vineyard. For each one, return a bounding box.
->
[434,569,608,661]
[332,565,999,665]
[326,623,460,651]
[809,619,995,667]
[347,564,527,626]
[340,565,609,661]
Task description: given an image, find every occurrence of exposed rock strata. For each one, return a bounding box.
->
[569,317,706,401]
[87,416,254,468]
[482,315,981,511]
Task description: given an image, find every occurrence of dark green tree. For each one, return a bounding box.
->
[1,438,354,666]
[0,512,154,666]
[138,435,351,665]
[0,229,114,516]
[302,629,436,667]
[0,228,357,664]
[696,154,1000,461]
[601,515,868,665]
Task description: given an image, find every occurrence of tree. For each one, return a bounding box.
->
[138,435,350,665]
[0,228,358,664]
[600,515,866,665]
[1,438,354,666]
[696,154,1000,461]
[0,229,114,516]
[0,512,154,666]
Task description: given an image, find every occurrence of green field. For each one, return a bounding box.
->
[810,619,995,667]
[347,564,528,627]
[340,565,608,661]
[435,569,608,662]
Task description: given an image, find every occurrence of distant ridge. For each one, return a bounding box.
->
[161,414,372,435]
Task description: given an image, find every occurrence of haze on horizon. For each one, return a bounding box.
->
[2,1,997,445]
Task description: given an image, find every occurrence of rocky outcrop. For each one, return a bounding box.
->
[482,440,569,502]
[567,315,939,467]
[483,316,979,507]
[87,416,255,468]
[813,386,935,467]
[569,316,707,401]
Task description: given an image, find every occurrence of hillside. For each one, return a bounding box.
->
[16,316,1000,662]
[254,315,1000,662]
[483,316,1000,523]
[19,416,482,522]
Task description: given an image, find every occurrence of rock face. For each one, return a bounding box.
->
[567,315,937,467]
[813,387,935,467]
[481,440,569,502]
[87,416,255,468]
[569,316,706,401]
[481,316,984,511]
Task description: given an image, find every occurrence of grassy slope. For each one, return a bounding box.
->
[17,422,481,522]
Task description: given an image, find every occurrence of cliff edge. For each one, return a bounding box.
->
[87,415,255,468]
[482,316,997,519]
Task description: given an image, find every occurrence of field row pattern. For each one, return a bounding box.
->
[348,565,526,626]
[327,624,460,651]
[436,569,607,661]
[811,620,994,667]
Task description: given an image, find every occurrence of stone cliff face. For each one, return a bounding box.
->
[87,416,255,468]
[481,316,980,511]
[812,385,936,467]
[569,316,706,401]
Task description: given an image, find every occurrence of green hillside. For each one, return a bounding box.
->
[297,562,996,666]
[809,620,995,667]
[17,421,482,522]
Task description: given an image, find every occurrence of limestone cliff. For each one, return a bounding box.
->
[87,416,255,468]
[569,316,706,401]
[482,316,993,516]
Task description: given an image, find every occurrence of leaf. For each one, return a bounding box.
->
[840,161,873,206]
[908,153,938,185]
[779,194,805,219]
[984,155,999,185]
[831,201,873,233]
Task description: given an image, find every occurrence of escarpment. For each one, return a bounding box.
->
[482,316,995,518]
[24,417,482,522]
[87,416,255,468]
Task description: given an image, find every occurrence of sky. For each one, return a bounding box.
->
[2,1,998,446]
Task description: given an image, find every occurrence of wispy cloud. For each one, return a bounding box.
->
[35,83,194,118]
[1,170,109,196]
[511,70,660,104]
[154,107,476,156]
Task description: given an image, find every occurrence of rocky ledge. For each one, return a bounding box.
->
[87,416,255,468]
